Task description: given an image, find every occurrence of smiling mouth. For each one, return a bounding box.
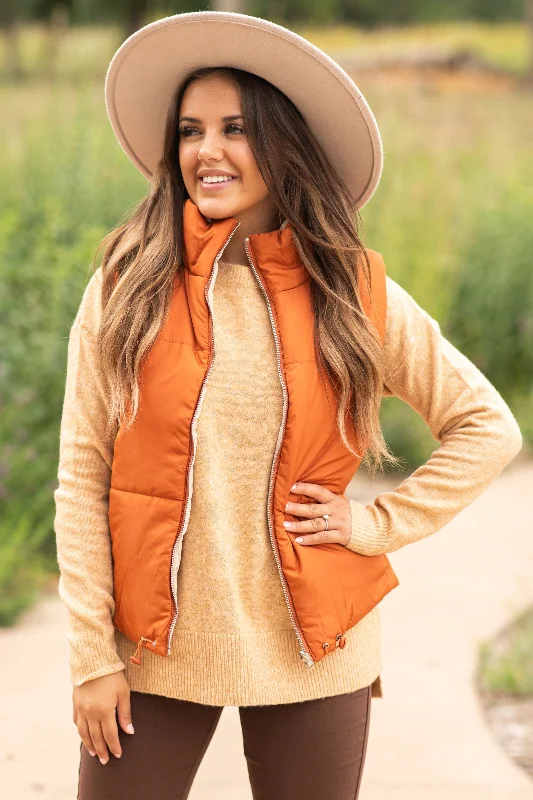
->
[199,176,238,187]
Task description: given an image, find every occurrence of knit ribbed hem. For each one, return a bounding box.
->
[347,499,392,556]
[114,606,383,706]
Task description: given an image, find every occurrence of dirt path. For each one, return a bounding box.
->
[1,459,532,799]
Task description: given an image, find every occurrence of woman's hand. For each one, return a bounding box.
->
[284,482,351,546]
[73,671,134,764]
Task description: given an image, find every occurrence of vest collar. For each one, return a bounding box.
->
[182,198,309,290]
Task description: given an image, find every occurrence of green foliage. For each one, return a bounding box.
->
[477,607,533,695]
[11,0,527,26]
[0,83,145,624]
[249,0,524,25]
[379,396,440,474]
[357,84,533,471]
[447,181,533,402]
[443,169,533,458]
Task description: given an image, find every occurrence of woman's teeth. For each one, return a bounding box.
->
[201,175,237,184]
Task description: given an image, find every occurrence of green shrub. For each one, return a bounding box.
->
[446,179,533,448]
[477,606,533,695]
[0,84,145,624]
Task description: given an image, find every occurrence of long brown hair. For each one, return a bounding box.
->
[93,66,400,475]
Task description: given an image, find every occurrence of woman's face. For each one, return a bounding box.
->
[178,73,278,227]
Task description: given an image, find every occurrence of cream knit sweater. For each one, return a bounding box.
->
[53,258,522,706]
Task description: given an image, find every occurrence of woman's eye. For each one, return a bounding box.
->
[179,124,244,137]
[226,124,244,134]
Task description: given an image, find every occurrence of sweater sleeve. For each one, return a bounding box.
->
[53,267,126,686]
[346,274,523,556]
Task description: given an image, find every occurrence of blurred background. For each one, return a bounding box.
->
[1,1,532,796]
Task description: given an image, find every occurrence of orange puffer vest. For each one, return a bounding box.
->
[109,198,399,669]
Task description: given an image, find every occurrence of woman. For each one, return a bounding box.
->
[54,11,523,800]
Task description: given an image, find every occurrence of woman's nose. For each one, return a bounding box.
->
[198,136,224,161]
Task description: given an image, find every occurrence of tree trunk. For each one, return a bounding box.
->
[40,4,70,81]
[124,0,149,39]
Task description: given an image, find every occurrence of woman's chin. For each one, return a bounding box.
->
[195,197,243,220]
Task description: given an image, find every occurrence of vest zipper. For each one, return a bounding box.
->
[244,236,315,670]
[166,221,242,656]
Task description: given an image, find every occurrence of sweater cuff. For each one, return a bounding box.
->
[346,499,391,556]
[68,635,126,687]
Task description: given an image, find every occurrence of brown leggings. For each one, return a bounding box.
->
[77,684,372,800]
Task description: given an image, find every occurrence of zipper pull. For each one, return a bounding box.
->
[130,636,155,665]
[334,632,347,649]
[299,649,315,669]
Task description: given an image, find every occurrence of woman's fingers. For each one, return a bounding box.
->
[288,508,344,544]
[290,482,336,503]
[101,710,123,759]
[284,486,352,546]
[76,711,122,763]
[73,672,132,763]
[286,499,334,518]
[295,527,343,545]
[77,716,97,758]
[87,717,111,764]
[286,511,334,528]
[116,685,135,735]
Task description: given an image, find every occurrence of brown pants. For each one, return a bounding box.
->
[78,684,372,800]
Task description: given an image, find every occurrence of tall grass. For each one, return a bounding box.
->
[0,21,529,82]
[360,83,533,467]
[299,21,530,73]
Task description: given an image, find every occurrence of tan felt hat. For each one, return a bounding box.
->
[105,10,383,209]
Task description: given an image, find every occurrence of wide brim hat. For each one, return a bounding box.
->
[105,11,383,209]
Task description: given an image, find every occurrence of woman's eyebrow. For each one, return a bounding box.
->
[178,115,244,123]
